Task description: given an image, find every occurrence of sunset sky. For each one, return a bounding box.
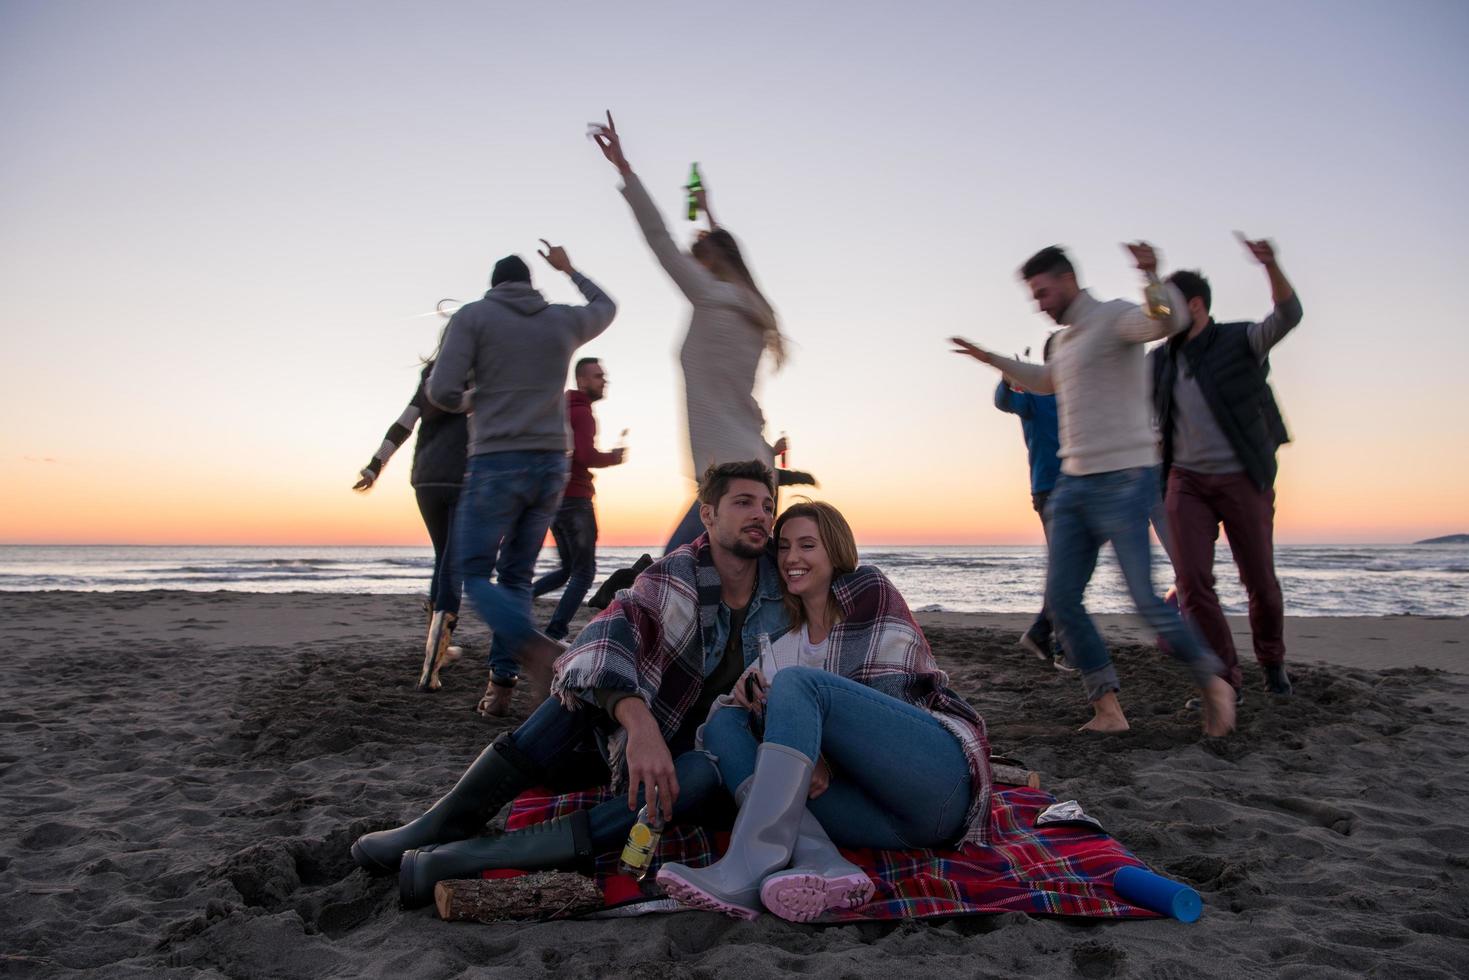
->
[3,1,1467,546]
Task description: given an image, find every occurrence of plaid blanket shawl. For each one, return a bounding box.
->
[551,534,752,793]
[816,565,994,846]
[500,784,1160,921]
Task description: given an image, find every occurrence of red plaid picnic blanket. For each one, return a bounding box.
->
[499,785,1161,920]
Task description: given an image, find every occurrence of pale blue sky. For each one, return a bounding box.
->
[2,1,1467,543]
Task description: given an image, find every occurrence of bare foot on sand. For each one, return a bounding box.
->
[1200,677,1237,737]
[1079,692,1131,733]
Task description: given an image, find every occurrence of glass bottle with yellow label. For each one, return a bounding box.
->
[618,787,665,880]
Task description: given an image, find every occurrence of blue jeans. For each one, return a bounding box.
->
[532,496,598,641]
[702,666,971,850]
[511,696,724,851]
[454,451,569,683]
[663,498,704,555]
[1044,466,1223,702]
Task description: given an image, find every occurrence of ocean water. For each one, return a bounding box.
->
[0,544,1465,617]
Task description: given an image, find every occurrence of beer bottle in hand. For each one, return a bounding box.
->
[685,163,702,221]
[618,788,665,880]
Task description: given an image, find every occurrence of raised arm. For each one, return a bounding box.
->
[538,239,617,343]
[1114,241,1191,343]
[951,337,1054,393]
[1236,233,1303,359]
[590,111,711,302]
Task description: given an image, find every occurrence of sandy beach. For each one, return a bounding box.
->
[2,590,1466,978]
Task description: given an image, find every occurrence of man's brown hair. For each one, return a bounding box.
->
[696,459,777,507]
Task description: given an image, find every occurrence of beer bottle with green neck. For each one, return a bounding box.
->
[685,163,702,221]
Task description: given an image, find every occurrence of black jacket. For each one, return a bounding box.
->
[1150,321,1289,491]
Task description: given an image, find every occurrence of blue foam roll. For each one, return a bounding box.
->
[1113,865,1202,923]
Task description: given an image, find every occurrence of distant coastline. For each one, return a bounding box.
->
[1416,533,1469,544]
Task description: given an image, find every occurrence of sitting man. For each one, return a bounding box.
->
[351,459,790,907]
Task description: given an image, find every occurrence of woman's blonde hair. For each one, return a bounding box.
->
[692,229,787,370]
[774,500,859,632]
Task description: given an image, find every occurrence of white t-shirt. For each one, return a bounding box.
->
[759,623,830,678]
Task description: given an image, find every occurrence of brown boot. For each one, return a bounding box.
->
[476,676,515,718]
[516,632,567,710]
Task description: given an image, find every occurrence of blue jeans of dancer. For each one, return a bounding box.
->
[1044,466,1223,702]
[532,496,598,641]
[663,499,705,555]
[1025,489,1060,654]
[415,485,462,616]
[455,451,568,684]
[702,666,971,850]
[511,696,724,851]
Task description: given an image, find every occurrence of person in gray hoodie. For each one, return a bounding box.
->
[427,243,616,717]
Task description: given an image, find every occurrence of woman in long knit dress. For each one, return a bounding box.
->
[591,112,787,552]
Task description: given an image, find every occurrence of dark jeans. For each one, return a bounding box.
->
[415,485,462,616]
[532,496,598,641]
[1045,466,1223,702]
[511,696,725,851]
[1165,468,1285,690]
[454,451,568,684]
[663,498,704,555]
[1026,489,1057,650]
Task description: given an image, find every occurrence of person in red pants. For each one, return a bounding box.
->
[1150,234,1303,701]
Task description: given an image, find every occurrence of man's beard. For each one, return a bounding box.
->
[729,538,766,560]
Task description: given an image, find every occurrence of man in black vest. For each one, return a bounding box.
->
[1152,235,1302,700]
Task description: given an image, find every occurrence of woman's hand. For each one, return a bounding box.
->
[808,755,832,799]
[589,110,631,176]
[730,665,768,710]
[352,468,375,492]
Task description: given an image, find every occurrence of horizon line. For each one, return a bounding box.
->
[3,538,1461,549]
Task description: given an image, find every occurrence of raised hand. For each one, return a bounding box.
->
[1124,241,1160,275]
[1234,231,1278,267]
[589,110,630,175]
[537,239,574,275]
[949,336,997,365]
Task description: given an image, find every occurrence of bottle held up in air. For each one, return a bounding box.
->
[618,787,665,880]
[778,430,788,469]
[615,428,630,463]
[685,163,702,221]
[1143,273,1172,320]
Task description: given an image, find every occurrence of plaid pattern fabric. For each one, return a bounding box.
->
[818,566,994,846]
[502,784,1159,921]
[550,534,732,795]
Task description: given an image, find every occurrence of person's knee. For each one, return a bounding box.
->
[703,706,751,752]
[769,664,823,693]
[674,750,722,799]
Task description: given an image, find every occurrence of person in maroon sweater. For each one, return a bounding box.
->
[531,357,626,644]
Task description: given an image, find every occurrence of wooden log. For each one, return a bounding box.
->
[992,764,1042,789]
[433,873,603,923]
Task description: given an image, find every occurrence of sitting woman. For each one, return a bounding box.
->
[657,502,993,922]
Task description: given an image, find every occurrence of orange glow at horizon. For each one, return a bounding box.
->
[4,452,1466,547]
